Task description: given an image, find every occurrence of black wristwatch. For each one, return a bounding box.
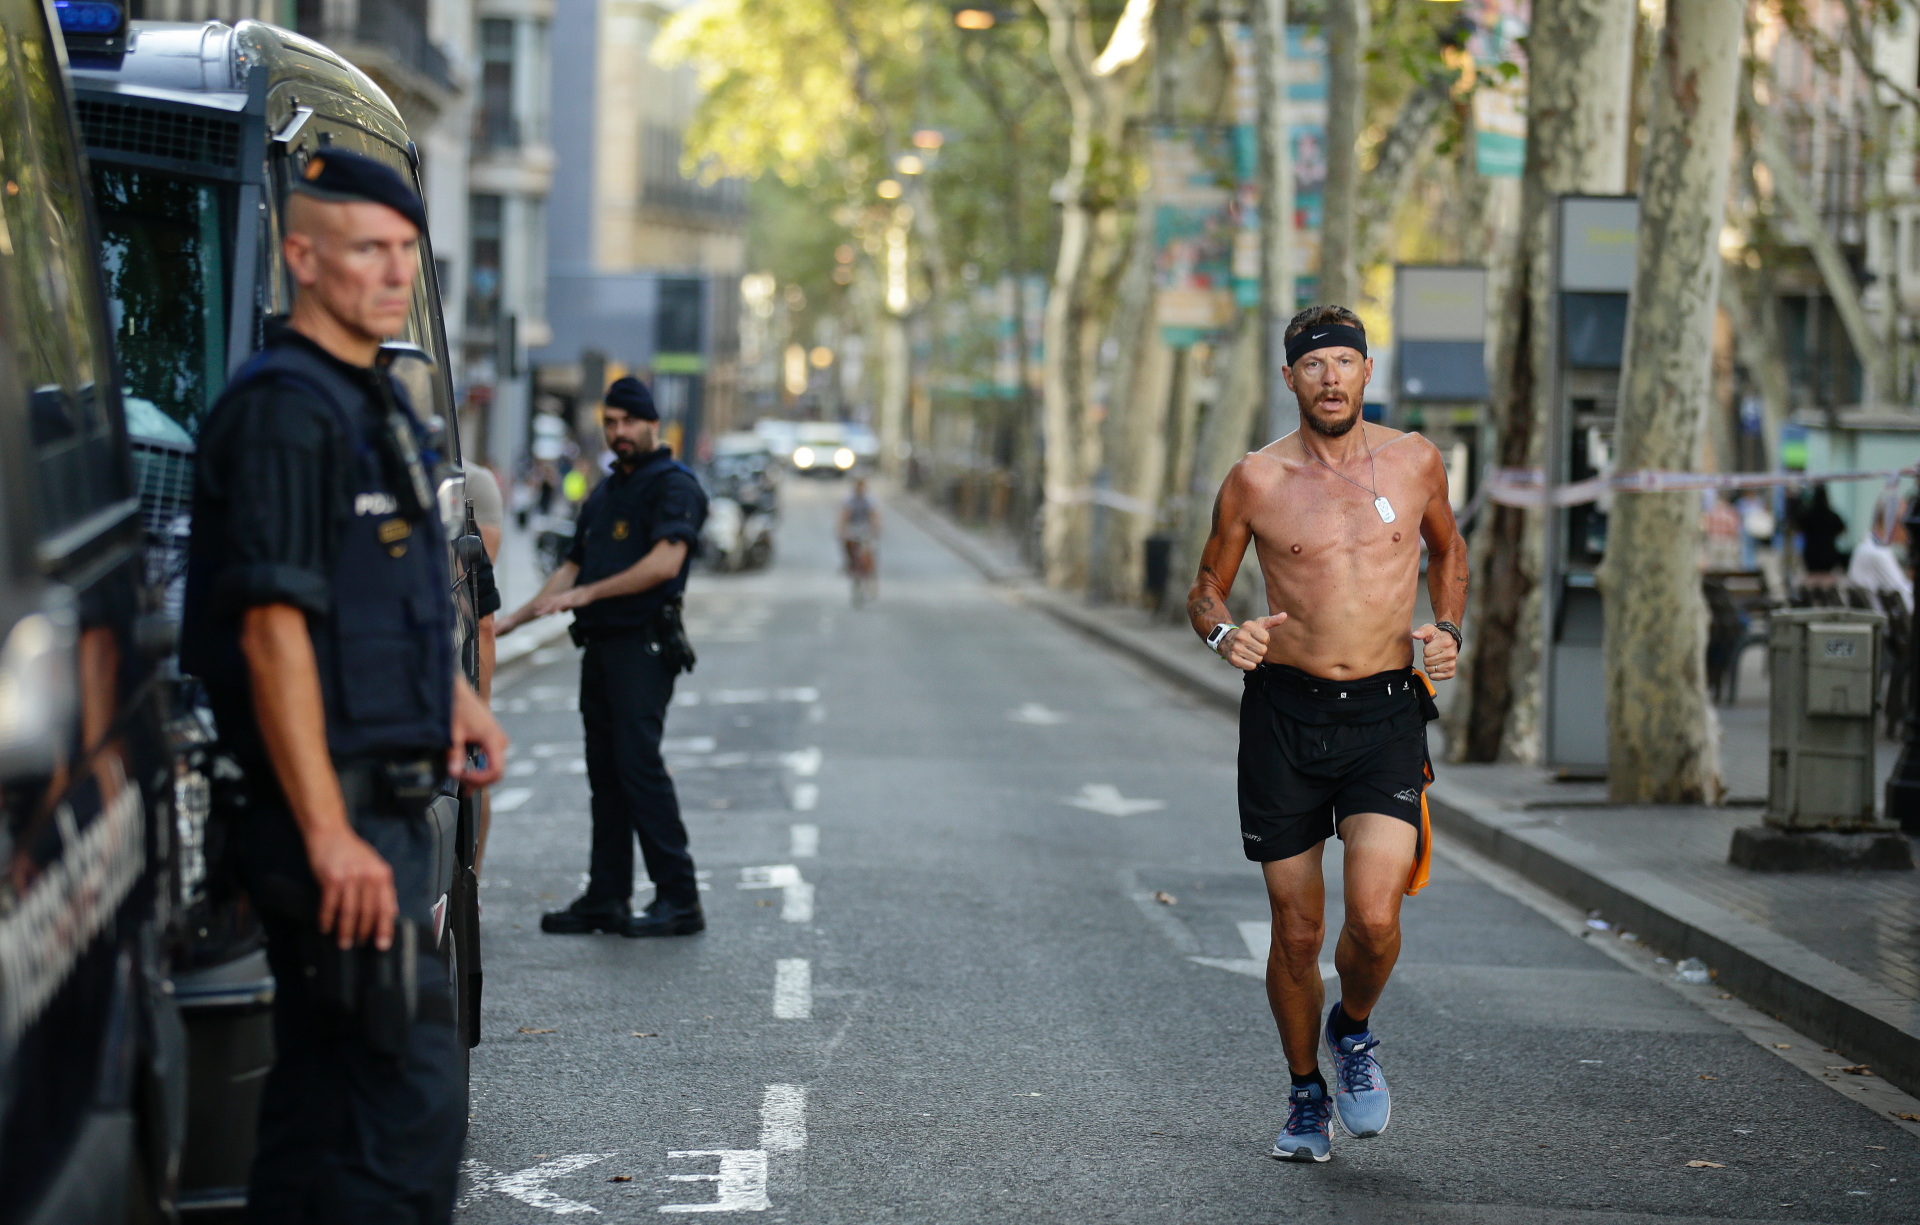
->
[1434,621,1463,651]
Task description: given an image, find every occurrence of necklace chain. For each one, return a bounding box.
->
[1309,426,1381,500]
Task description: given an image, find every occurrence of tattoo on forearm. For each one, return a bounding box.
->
[1188,595,1217,620]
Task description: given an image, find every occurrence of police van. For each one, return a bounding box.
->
[0,3,187,1220]
[52,5,486,1216]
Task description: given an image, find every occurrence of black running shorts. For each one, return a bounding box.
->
[1238,664,1437,864]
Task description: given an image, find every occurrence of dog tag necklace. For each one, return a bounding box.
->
[1310,427,1395,523]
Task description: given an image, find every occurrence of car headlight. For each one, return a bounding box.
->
[793,447,816,468]
[833,447,855,469]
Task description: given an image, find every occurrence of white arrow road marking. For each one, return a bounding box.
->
[493,788,533,813]
[658,1151,769,1213]
[1188,923,1336,980]
[461,1153,613,1214]
[760,1084,806,1151]
[789,824,818,857]
[1063,784,1165,817]
[1008,703,1068,725]
[772,960,811,1019]
[739,865,813,923]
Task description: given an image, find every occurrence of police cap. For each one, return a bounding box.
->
[291,149,428,234]
[605,376,658,421]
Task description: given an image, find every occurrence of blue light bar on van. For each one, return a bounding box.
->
[55,2,125,36]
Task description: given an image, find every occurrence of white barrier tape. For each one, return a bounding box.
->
[1485,466,1915,509]
[1044,486,1158,516]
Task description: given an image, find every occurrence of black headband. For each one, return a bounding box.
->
[1285,322,1368,366]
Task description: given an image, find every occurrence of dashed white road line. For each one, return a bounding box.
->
[740,865,813,923]
[492,788,533,812]
[780,747,822,776]
[760,1084,806,1151]
[789,824,819,857]
[772,959,812,1019]
[791,784,819,812]
[1009,703,1068,725]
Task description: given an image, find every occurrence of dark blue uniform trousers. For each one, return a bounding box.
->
[581,634,698,906]
[234,806,465,1224]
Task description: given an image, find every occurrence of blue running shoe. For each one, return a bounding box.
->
[1324,1008,1391,1137]
[1270,1081,1333,1162]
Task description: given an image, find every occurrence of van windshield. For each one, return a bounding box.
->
[91,165,231,442]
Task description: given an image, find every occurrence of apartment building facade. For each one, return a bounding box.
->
[535,0,747,459]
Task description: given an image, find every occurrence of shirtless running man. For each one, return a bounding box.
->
[1186,304,1466,1162]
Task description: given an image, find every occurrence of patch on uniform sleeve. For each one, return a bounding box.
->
[378,519,412,545]
[612,519,630,540]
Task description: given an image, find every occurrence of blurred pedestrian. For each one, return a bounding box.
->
[1848,495,1913,612]
[1797,483,1847,581]
[496,377,709,938]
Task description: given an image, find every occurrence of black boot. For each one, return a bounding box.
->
[540,893,630,934]
[621,896,705,938]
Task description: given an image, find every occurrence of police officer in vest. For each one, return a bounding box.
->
[497,377,708,938]
[180,150,508,1223]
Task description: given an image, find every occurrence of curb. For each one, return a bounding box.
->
[1424,778,1920,1098]
[898,491,1920,1098]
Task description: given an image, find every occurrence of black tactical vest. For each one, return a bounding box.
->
[186,342,455,762]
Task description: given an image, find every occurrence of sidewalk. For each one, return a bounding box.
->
[895,490,1920,1099]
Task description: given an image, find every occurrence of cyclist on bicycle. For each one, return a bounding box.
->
[839,478,880,590]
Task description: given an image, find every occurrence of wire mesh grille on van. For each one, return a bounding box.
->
[76,97,241,170]
[130,437,195,622]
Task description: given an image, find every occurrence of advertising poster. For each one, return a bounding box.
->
[1150,127,1238,347]
[1471,0,1529,178]
[1287,25,1328,306]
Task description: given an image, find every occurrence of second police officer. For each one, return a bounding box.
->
[180,151,509,1222]
[497,376,709,938]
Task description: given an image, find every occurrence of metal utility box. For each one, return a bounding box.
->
[1769,609,1885,827]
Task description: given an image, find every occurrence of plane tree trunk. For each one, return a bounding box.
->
[1603,0,1743,803]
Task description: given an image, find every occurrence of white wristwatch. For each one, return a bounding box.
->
[1205,622,1238,656]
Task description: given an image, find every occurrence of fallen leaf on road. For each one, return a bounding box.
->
[1698,1075,1718,1081]
[1773,1043,1791,1049]
[1717,993,1734,999]
[632,1032,659,1038]
[1894,1112,1920,1123]
[1153,891,1177,905]
[1686,1161,1726,1169]
[518,1027,556,1035]
[1828,1064,1874,1076]
[608,1175,633,1183]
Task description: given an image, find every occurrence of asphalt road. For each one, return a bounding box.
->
[460,477,1920,1224]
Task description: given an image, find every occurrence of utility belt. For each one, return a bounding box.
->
[568,597,697,674]
[334,754,446,814]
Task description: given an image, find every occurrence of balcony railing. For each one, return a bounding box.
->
[353,3,455,94]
